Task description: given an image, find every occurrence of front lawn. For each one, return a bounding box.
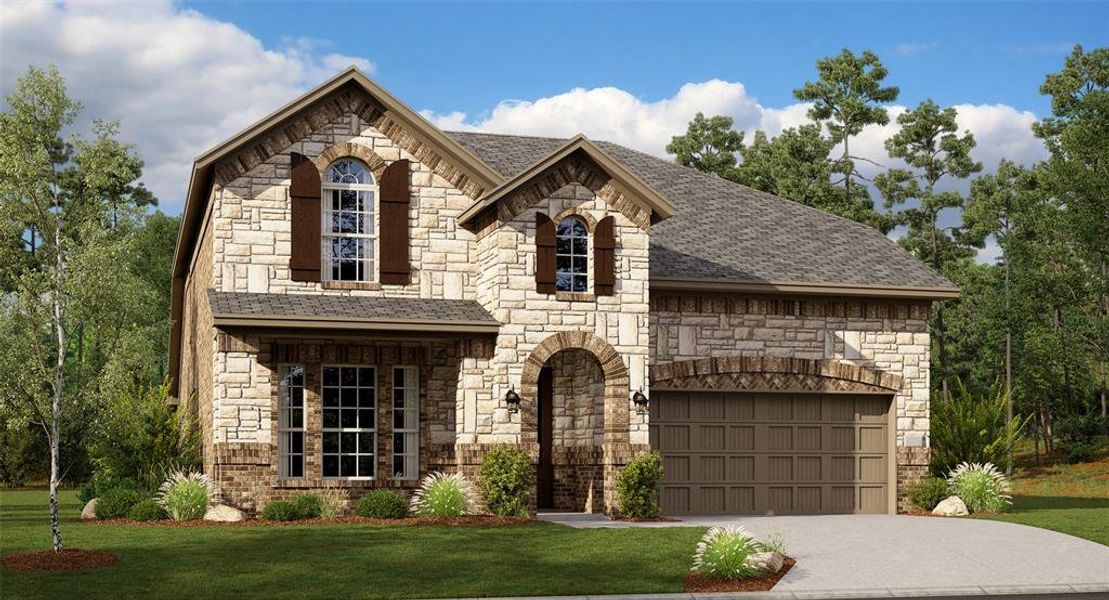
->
[976,447,1109,546]
[0,489,704,599]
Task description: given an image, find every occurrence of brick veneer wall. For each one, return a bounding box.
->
[650,294,933,512]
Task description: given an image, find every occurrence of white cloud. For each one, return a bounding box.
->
[896,42,937,57]
[0,0,373,212]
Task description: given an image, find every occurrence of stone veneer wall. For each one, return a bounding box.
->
[650,294,932,512]
[548,349,605,512]
[179,202,216,459]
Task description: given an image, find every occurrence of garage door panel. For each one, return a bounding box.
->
[653,391,890,515]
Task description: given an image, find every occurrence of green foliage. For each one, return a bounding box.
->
[356,491,408,519]
[0,417,39,487]
[78,476,140,505]
[907,477,950,512]
[1056,412,1106,463]
[616,452,664,518]
[666,112,744,179]
[691,526,763,580]
[292,494,324,519]
[90,381,202,490]
[261,499,303,521]
[126,498,166,521]
[410,472,481,517]
[947,462,1012,513]
[156,471,217,521]
[95,487,142,519]
[316,489,345,518]
[479,444,533,517]
[931,380,1027,474]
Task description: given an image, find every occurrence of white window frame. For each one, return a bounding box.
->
[555,216,589,292]
[321,365,377,480]
[392,366,419,480]
[321,159,378,282]
[277,364,306,479]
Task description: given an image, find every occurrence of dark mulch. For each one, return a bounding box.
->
[613,515,681,523]
[683,557,795,593]
[84,515,537,527]
[2,549,118,572]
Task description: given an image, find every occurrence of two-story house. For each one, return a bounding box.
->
[169,67,957,516]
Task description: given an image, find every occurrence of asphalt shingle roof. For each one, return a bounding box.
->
[208,291,499,326]
[447,131,956,291]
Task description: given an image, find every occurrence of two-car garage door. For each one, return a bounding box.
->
[649,391,891,515]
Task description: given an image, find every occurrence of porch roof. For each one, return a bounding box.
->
[208,291,501,333]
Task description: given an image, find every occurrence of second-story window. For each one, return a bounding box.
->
[322,159,376,282]
[555,216,588,292]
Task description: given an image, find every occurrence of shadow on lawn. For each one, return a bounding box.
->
[1011,495,1109,511]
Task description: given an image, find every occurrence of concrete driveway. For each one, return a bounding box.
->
[540,513,1109,594]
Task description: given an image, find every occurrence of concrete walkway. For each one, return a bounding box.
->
[538,513,1109,595]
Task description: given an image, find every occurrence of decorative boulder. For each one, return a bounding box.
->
[204,504,245,523]
[932,495,969,517]
[745,551,785,574]
[81,499,99,520]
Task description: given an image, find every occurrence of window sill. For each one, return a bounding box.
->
[321,281,382,291]
[555,292,595,302]
[274,478,417,489]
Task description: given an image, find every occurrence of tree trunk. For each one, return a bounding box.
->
[1005,256,1013,475]
[49,200,65,554]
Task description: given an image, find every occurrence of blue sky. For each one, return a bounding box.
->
[186,1,1105,118]
[2,0,1106,244]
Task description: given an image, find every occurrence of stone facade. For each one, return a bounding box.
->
[178,85,935,516]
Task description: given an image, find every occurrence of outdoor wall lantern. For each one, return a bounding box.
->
[505,387,521,413]
[632,389,649,413]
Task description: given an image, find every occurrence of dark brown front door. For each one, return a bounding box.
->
[536,366,555,509]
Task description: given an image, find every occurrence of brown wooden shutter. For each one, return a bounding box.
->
[379,159,411,285]
[535,213,556,294]
[594,216,615,296]
[289,152,321,282]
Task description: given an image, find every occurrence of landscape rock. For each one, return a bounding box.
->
[745,551,785,573]
[81,499,98,520]
[932,495,969,517]
[204,504,245,522]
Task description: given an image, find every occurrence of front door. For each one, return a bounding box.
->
[536,366,555,509]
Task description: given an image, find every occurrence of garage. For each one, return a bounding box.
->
[649,391,892,515]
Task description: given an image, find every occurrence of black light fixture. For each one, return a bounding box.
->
[505,387,521,413]
[632,389,648,413]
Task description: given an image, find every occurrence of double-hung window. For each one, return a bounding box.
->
[277,364,305,478]
[321,366,376,479]
[555,216,588,292]
[322,159,376,282]
[392,367,419,479]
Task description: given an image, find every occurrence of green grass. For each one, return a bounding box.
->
[0,489,704,599]
[975,446,1109,546]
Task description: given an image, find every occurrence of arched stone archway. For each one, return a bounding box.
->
[520,332,635,513]
[650,356,902,393]
[312,141,389,182]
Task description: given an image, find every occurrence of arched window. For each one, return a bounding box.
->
[555,216,588,292]
[322,159,377,281]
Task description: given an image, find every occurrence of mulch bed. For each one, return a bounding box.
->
[683,557,796,593]
[2,549,118,572]
[83,515,537,527]
[612,515,681,522]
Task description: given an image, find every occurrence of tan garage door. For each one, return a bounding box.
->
[650,392,891,515]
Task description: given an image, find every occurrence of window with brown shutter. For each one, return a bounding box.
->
[535,213,556,294]
[379,159,411,285]
[594,215,615,296]
[289,152,321,282]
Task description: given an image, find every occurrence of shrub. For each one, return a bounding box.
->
[90,382,202,491]
[357,490,408,519]
[617,452,664,518]
[262,499,303,521]
[907,477,950,512]
[691,526,764,580]
[78,476,140,505]
[95,487,142,519]
[1056,412,1105,464]
[127,498,166,521]
[479,444,533,517]
[156,471,219,521]
[947,462,1012,513]
[410,472,481,517]
[317,488,345,518]
[292,494,323,519]
[930,380,1027,475]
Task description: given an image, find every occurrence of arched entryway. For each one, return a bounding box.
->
[520,332,631,513]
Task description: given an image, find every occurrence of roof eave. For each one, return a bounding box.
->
[650,277,961,300]
[212,314,501,334]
